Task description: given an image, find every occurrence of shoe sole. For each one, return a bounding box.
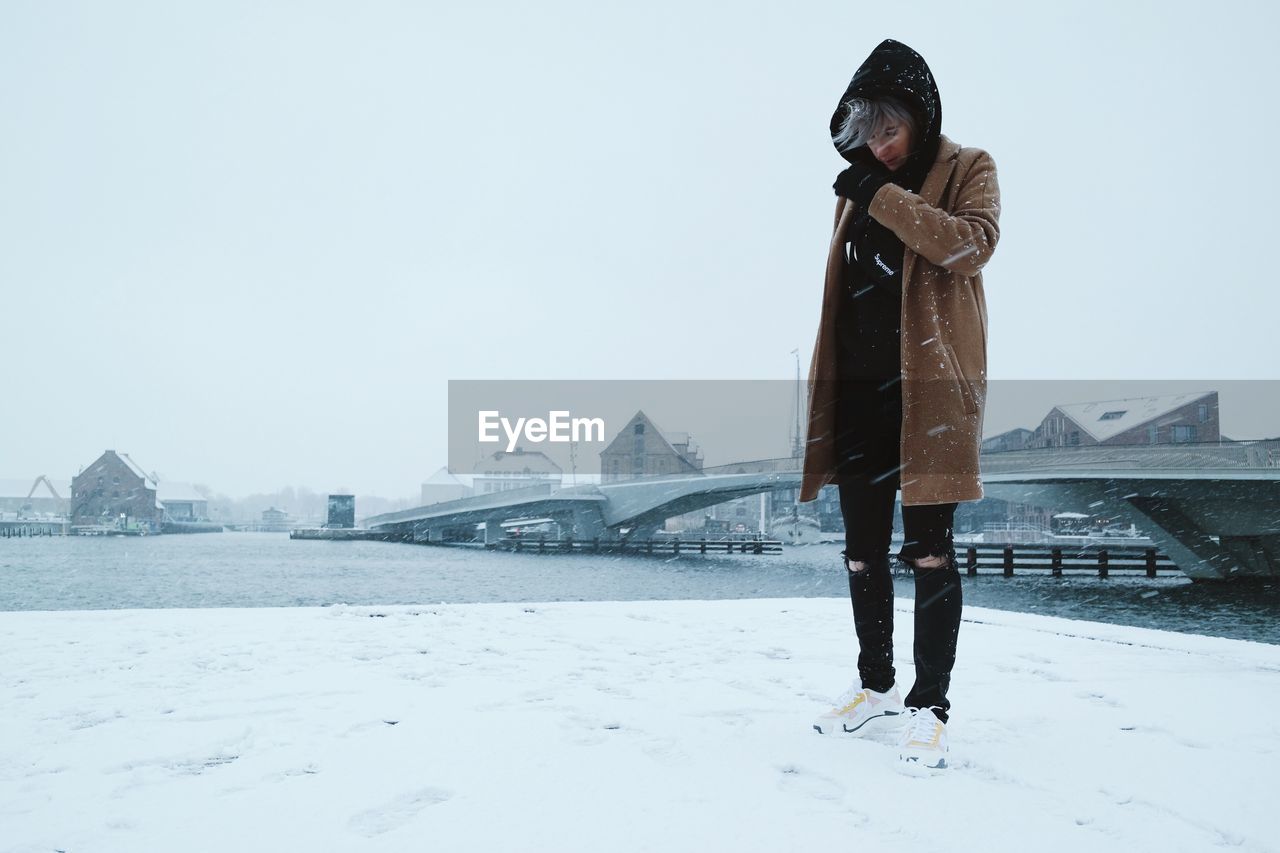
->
[812,709,903,736]
[898,753,947,772]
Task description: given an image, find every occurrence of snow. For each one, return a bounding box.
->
[116,453,159,491]
[0,479,72,500]
[1,598,1275,853]
[154,482,207,504]
[421,466,466,487]
[1054,392,1215,443]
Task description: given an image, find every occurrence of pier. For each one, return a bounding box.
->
[1,520,69,537]
[289,528,396,542]
[497,536,784,555]
[957,543,1176,577]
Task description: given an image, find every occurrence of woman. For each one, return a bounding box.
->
[800,39,1001,770]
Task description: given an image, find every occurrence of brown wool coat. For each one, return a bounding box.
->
[800,135,1001,506]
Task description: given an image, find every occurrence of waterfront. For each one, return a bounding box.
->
[1,533,1276,644]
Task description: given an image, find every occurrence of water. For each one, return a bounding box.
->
[1,533,1276,645]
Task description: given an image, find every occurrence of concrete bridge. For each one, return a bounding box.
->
[979,441,1280,580]
[365,441,1280,580]
[366,458,799,546]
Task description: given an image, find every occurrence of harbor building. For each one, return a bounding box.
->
[70,450,162,532]
[1026,391,1220,449]
[472,446,562,494]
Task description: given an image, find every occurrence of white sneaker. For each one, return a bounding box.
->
[898,706,949,769]
[812,683,905,735]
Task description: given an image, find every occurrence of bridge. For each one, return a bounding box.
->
[365,440,1280,580]
[979,441,1280,580]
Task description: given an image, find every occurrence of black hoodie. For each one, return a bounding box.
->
[833,40,943,380]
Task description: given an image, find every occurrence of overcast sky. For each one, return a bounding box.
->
[3,0,1277,498]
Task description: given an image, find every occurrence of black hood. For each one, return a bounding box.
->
[830,39,942,178]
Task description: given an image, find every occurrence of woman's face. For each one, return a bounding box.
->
[867,118,913,171]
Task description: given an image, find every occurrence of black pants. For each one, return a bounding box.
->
[834,377,963,723]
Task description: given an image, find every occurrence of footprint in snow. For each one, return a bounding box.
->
[776,763,846,801]
[1077,690,1124,707]
[348,787,453,836]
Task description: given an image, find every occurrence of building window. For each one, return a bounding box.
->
[1198,403,1209,422]
[1100,410,1126,420]
[634,423,644,435]
[1148,425,1159,443]
[1173,425,1197,443]
[1069,431,1080,445]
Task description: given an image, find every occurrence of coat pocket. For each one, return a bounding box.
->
[943,343,979,415]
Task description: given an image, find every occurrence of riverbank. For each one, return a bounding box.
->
[3,535,1277,644]
[1,598,1274,852]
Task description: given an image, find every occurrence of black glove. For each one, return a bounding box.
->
[833,159,890,209]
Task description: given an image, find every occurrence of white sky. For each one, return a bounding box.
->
[2,0,1277,498]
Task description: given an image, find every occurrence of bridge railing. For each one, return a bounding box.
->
[599,457,804,486]
[978,438,1280,473]
[598,439,1280,486]
[366,481,557,527]
[952,543,1177,578]
[369,438,1279,529]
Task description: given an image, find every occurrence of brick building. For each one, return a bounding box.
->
[70,450,162,531]
[1027,391,1220,449]
[599,411,703,482]
[981,427,1035,453]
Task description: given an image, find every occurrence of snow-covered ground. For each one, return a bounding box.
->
[2,598,1276,853]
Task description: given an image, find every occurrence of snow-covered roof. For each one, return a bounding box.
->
[117,453,159,490]
[1055,392,1215,443]
[156,482,207,503]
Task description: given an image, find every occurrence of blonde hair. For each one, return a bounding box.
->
[832,95,918,153]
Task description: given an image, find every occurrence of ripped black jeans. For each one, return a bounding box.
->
[833,378,963,722]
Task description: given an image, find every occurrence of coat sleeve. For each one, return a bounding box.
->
[865,149,1000,277]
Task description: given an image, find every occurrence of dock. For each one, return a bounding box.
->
[957,543,1177,577]
[497,536,784,555]
[289,528,396,542]
[1,520,69,537]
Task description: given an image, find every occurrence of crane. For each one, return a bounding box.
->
[26,475,63,501]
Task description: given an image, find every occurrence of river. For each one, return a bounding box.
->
[1,532,1275,644]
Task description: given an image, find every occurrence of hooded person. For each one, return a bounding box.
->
[803,39,1002,772]
[801,37,1000,509]
[831,39,944,191]
[832,39,943,382]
